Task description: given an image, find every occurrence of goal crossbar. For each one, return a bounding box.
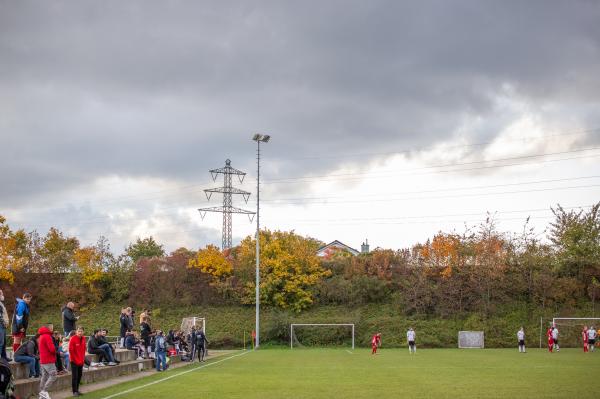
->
[290,323,355,350]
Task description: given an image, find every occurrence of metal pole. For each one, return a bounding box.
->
[255,140,261,349]
[539,317,542,349]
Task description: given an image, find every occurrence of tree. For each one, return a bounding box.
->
[189,245,232,281]
[237,230,331,312]
[125,237,165,263]
[0,215,27,283]
[38,227,79,273]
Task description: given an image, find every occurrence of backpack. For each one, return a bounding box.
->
[0,359,16,399]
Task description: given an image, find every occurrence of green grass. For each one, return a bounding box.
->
[79,348,600,399]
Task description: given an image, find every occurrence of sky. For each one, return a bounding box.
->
[1,0,599,254]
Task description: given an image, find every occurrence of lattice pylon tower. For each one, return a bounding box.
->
[198,159,255,250]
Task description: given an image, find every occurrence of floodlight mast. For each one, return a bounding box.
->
[252,133,270,349]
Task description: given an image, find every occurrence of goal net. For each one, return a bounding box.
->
[290,324,355,350]
[548,318,600,348]
[181,317,206,337]
[458,331,484,348]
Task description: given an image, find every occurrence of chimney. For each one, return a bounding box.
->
[361,239,370,254]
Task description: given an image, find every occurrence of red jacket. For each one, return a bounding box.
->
[37,326,56,365]
[69,335,87,366]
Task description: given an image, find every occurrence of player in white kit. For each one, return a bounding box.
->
[552,326,560,352]
[517,327,526,353]
[407,327,416,354]
[588,326,597,352]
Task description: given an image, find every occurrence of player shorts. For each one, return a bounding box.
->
[553,339,558,345]
[518,340,525,346]
[589,339,595,345]
[408,341,415,346]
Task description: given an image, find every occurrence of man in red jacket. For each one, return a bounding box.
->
[69,326,86,397]
[38,323,57,399]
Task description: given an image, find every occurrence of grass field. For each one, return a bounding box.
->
[78,348,600,399]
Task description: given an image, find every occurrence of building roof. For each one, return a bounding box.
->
[316,240,360,257]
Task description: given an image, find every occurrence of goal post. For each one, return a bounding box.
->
[181,317,206,336]
[458,331,484,348]
[544,317,600,348]
[290,323,355,350]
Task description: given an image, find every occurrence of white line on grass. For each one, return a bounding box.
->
[99,350,250,399]
[345,350,354,355]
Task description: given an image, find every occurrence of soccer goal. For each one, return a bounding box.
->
[544,317,600,348]
[181,317,206,336]
[290,324,355,350]
[458,331,484,348]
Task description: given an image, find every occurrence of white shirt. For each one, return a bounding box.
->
[407,330,415,341]
[552,328,559,339]
[588,329,597,339]
[517,330,525,341]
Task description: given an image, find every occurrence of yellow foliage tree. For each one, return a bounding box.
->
[73,246,104,288]
[237,230,330,312]
[189,245,232,280]
[0,215,26,283]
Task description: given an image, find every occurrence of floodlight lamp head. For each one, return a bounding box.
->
[252,134,263,141]
[262,135,271,142]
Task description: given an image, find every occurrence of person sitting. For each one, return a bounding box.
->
[87,330,116,366]
[98,329,120,365]
[124,331,145,360]
[13,334,40,378]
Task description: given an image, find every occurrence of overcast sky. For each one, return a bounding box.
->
[1,0,599,254]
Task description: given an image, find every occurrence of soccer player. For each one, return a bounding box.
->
[407,327,416,354]
[588,326,597,352]
[582,326,589,353]
[546,326,554,353]
[552,325,560,352]
[517,327,526,353]
[371,333,381,355]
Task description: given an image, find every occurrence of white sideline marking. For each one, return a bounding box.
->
[346,350,354,355]
[99,350,250,399]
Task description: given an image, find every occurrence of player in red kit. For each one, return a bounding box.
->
[582,326,589,353]
[547,327,554,352]
[371,333,381,355]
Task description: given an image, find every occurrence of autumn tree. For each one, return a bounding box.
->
[38,227,79,273]
[125,236,165,263]
[236,230,330,312]
[189,245,232,281]
[0,215,27,283]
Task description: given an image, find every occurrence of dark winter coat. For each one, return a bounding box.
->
[62,306,77,334]
[14,338,38,358]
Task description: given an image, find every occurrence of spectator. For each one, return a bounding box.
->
[138,309,149,326]
[87,330,116,366]
[61,303,78,337]
[140,317,152,359]
[195,328,209,362]
[98,329,119,365]
[13,334,40,378]
[38,323,57,399]
[119,309,129,348]
[52,332,66,375]
[188,327,197,361]
[60,336,70,371]
[68,327,86,397]
[166,330,175,347]
[0,290,10,361]
[154,331,167,372]
[127,307,135,330]
[124,331,144,360]
[11,293,32,354]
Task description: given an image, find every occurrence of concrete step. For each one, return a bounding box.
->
[14,354,184,399]
[10,349,137,380]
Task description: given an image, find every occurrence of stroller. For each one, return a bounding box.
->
[0,359,16,399]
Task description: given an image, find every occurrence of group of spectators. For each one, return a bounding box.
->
[0,291,210,398]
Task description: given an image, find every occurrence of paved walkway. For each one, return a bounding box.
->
[51,350,235,399]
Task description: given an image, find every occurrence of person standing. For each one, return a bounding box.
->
[407,327,416,354]
[0,289,11,361]
[119,309,129,348]
[38,323,57,399]
[140,317,152,359]
[517,327,526,353]
[371,333,381,355]
[61,302,78,337]
[546,326,554,353]
[195,328,209,362]
[69,327,86,397]
[582,326,589,353]
[552,325,560,352]
[12,293,32,353]
[189,327,197,362]
[154,330,167,372]
[588,326,597,352]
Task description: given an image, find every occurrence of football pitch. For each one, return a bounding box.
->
[82,348,599,399]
